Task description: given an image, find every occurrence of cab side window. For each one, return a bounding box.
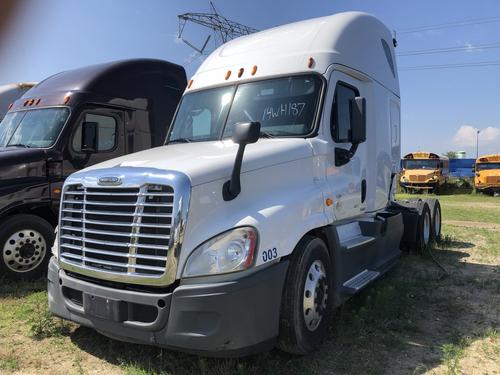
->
[72,113,117,152]
[331,83,359,143]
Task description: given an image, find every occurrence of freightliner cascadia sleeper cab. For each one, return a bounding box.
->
[48,13,441,356]
[0,59,186,279]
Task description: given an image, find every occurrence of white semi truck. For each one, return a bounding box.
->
[48,12,441,356]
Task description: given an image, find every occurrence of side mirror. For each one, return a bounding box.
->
[223,122,261,201]
[335,97,366,167]
[81,121,98,152]
[232,121,261,145]
[350,97,366,144]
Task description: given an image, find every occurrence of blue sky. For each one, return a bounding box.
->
[1,0,499,157]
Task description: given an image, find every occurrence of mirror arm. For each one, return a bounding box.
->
[223,143,246,201]
[335,143,358,167]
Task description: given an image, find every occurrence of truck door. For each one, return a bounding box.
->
[63,107,125,177]
[325,71,368,220]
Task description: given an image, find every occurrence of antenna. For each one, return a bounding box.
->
[177,1,258,55]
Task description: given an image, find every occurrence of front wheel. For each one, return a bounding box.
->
[0,214,54,280]
[277,236,333,354]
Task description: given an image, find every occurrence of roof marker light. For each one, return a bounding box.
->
[7,103,13,110]
[251,65,258,75]
[28,99,35,106]
[35,98,41,105]
[63,95,71,104]
[188,79,194,89]
[23,100,29,107]
[225,70,231,80]
[238,68,244,78]
[308,57,315,68]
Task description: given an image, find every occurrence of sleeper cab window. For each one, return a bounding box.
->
[331,82,359,143]
[72,113,117,152]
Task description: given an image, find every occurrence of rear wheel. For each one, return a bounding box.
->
[425,199,442,242]
[277,236,333,355]
[415,202,432,252]
[0,214,54,280]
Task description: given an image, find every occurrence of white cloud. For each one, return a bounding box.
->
[452,125,500,148]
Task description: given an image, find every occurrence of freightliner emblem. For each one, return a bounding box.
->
[98,176,122,186]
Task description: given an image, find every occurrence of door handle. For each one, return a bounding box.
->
[361,179,366,203]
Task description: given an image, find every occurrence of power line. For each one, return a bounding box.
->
[399,60,500,71]
[397,42,500,56]
[397,16,500,34]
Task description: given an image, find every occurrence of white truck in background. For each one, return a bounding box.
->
[0,83,36,120]
[48,12,441,356]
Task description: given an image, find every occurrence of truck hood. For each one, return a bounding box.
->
[79,138,313,186]
[0,147,61,182]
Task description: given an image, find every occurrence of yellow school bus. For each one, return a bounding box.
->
[400,152,449,192]
[475,154,500,195]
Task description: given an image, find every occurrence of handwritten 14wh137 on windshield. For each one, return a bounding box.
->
[262,102,306,121]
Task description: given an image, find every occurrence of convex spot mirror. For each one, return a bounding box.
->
[81,121,98,152]
[350,97,366,144]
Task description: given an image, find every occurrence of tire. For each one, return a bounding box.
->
[415,202,432,252]
[425,199,442,242]
[277,236,333,355]
[0,214,54,280]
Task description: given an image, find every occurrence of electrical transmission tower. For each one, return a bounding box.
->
[177,2,258,55]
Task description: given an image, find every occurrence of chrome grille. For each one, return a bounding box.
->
[59,184,174,277]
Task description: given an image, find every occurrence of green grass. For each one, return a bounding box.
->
[0,354,19,372]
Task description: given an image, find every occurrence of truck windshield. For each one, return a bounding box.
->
[476,162,500,171]
[0,108,69,148]
[402,159,440,170]
[167,75,322,143]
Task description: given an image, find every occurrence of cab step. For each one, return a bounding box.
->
[342,269,380,294]
[341,235,375,251]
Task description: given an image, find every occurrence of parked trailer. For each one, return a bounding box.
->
[48,12,441,356]
[474,154,500,195]
[400,152,449,193]
[0,59,186,279]
[0,83,36,120]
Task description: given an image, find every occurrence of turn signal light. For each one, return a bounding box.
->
[308,57,315,68]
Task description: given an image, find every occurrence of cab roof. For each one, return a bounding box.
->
[403,152,448,160]
[477,154,500,163]
[189,12,399,95]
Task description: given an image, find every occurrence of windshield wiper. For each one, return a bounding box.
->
[259,131,275,138]
[6,143,31,148]
[166,138,192,145]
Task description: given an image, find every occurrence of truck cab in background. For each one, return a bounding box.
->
[0,59,186,279]
[400,152,449,193]
[474,154,500,195]
[48,13,439,356]
[0,83,36,120]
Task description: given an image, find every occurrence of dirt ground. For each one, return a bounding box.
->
[0,194,498,375]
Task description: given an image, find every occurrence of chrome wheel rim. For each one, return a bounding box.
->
[2,229,46,273]
[434,208,441,238]
[303,260,328,332]
[423,212,431,245]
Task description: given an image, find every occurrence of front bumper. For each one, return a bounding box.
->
[399,181,438,189]
[48,257,288,357]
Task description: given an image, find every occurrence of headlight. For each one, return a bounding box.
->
[51,226,59,260]
[182,227,258,278]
